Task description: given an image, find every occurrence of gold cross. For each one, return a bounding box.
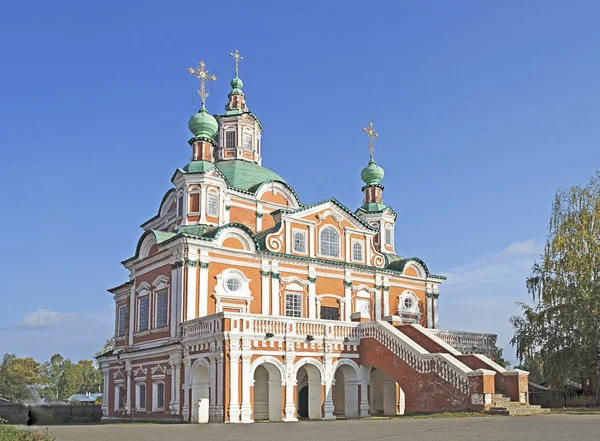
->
[230,49,243,76]
[362,122,379,158]
[188,60,217,106]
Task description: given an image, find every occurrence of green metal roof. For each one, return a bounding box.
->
[179,161,216,174]
[358,202,388,213]
[214,160,286,191]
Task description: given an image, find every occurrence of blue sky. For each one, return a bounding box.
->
[1,1,599,365]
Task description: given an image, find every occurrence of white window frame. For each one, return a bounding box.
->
[152,381,165,411]
[399,290,419,314]
[243,131,253,150]
[137,294,150,333]
[319,226,340,258]
[292,229,307,254]
[114,384,125,411]
[351,240,364,263]
[225,130,236,148]
[285,292,302,318]
[177,194,184,218]
[117,304,127,338]
[136,382,146,411]
[385,226,392,246]
[207,191,219,217]
[154,290,169,329]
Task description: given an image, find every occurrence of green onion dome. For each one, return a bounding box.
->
[188,105,218,138]
[361,160,385,186]
[229,75,244,96]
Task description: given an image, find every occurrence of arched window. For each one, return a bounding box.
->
[352,241,363,262]
[136,383,146,410]
[293,230,306,253]
[320,227,339,257]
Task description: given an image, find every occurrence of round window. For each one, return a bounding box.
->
[403,297,414,311]
[225,277,241,293]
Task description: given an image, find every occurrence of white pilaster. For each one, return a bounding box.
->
[308,267,316,319]
[228,339,241,423]
[345,232,351,263]
[169,354,181,415]
[426,290,433,328]
[128,283,135,345]
[240,341,253,423]
[200,186,207,222]
[215,354,224,422]
[170,260,179,337]
[323,347,335,420]
[101,364,110,416]
[261,260,270,315]
[271,263,280,316]
[433,288,440,329]
[344,270,352,321]
[309,225,315,257]
[186,260,197,321]
[256,207,263,231]
[359,366,370,418]
[283,344,297,421]
[209,356,216,422]
[285,221,291,254]
[125,360,132,414]
[182,358,191,421]
[382,277,390,317]
[198,257,209,318]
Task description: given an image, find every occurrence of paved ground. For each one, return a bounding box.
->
[36,415,600,441]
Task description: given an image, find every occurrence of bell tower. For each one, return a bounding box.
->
[355,122,398,254]
[214,49,264,165]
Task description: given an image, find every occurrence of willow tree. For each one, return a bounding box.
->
[511,171,600,399]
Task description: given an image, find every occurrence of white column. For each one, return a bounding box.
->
[170,260,179,337]
[433,289,440,329]
[308,277,316,319]
[426,290,433,328]
[309,225,316,257]
[186,260,197,321]
[215,354,224,422]
[209,356,216,422]
[125,361,132,414]
[256,209,263,231]
[228,340,241,423]
[359,366,370,417]
[128,283,135,345]
[200,186,207,222]
[182,358,191,421]
[323,348,335,420]
[382,287,390,317]
[271,264,280,316]
[345,232,351,263]
[198,260,209,317]
[261,261,270,315]
[344,278,352,321]
[240,345,253,423]
[101,364,110,416]
[169,354,181,415]
[285,221,291,254]
[374,286,381,320]
[283,348,297,421]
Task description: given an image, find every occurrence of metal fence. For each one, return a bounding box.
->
[0,404,102,425]
[529,390,598,408]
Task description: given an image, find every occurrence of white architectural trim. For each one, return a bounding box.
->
[249,356,286,386]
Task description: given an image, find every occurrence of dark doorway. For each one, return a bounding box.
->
[321,306,339,321]
[298,386,309,418]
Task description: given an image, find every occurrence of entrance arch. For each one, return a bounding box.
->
[368,367,401,416]
[251,358,284,422]
[190,359,210,423]
[331,360,360,418]
[294,359,323,420]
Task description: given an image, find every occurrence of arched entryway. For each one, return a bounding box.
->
[295,359,323,420]
[190,359,210,423]
[252,360,283,422]
[332,361,360,419]
[368,367,402,416]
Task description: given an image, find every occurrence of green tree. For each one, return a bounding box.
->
[0,353,41,403]
[490,348,511,369]
[42,353,65,400]
[61,360,84,398]
[514,354,545,385]
[78,360,102,394]
[94,338,115,361]
[511,171,600,401]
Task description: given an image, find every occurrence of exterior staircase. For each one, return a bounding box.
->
[485,394,550,416]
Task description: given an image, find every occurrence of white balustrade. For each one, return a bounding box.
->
[429,329,496,356]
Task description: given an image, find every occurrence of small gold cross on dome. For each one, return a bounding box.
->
[188,60,217,106]
[362,122,379,157]
[230,49,243,76]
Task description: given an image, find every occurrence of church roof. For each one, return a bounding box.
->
[214,160,286,191]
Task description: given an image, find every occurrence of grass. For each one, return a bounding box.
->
[0,426,55,441]
[549,408,600,415]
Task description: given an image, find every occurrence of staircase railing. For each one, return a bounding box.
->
[358,321,471,394]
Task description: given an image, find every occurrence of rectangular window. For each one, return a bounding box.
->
[117,386,124,410]
[177,196,184,217]
[155,383,165,410]
[352,241,363,262]
[385,228,392,246]
[285,292,302,318]
[293,231,306,253]
[225,131,236,148]
[320,306,339,321]
[243,133,252,149]
[137,384,146,410]
[207,193,218,217]
[156,291,168,328]
[138,297,149,332]
[117,305,127,337]
[189,193,199,213]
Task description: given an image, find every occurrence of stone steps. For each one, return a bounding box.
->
[485,394,550,416]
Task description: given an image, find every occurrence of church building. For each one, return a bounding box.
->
[97,52,531,423]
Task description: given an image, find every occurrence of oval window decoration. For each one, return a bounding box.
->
[225,276,242,293]
[403,297,414,310]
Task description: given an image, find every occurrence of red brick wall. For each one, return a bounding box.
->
[396,326,451,354]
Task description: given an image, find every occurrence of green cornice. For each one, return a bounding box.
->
[199,262,210,269]
[308,277,316,283]
[187,260,197,267]
[344,281,352,288]
[256,212,264,218]
[271,272,280,280]
[260,270,271,277]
